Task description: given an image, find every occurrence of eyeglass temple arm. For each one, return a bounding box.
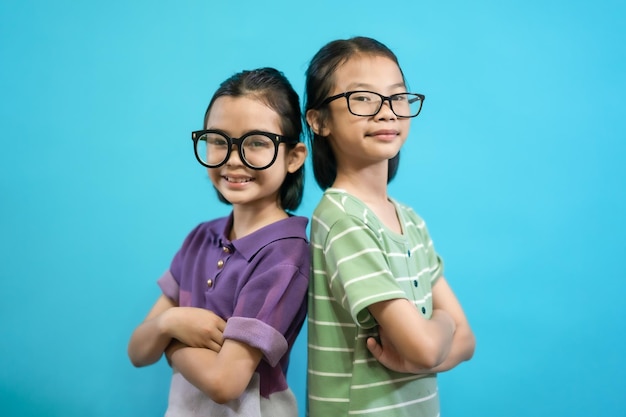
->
[408,95,425,104]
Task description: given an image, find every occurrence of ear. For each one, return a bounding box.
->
[306,109,330,137]
[286,142,307,173]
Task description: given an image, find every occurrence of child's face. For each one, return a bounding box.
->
[204,95,305,209]
[321,54,411,165]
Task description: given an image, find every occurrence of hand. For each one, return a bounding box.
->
[367,326,425,374]
[163,307,226,352]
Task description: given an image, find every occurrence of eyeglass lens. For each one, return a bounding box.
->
[348,92,422,117]
[195,132,277,168]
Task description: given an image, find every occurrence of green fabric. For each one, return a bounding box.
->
[308,189,444,416]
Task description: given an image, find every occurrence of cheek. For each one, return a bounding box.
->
[275,160,291,179]
[207,169,221,183]
[400,120,411,137]
[330,115,364,135]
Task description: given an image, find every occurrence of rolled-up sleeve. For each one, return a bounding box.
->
[157,270,180,303]
[223,317,288,367]
[227,247,309,367]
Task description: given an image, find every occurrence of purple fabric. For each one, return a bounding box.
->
[157,213,309,398]
[224,317,287,368]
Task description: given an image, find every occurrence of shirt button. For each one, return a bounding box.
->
[421,307,426,314]
[413,280,418,287]
[217,259,224,268]
[223,246,231,253]
[207,279,213,287]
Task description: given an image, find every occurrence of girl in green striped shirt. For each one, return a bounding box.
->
[304,36,476,417]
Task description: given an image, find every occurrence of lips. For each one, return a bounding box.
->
[369,129,399,137]
[367,129,400,142]
[223,175,254,183]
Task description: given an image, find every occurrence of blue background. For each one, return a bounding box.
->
[1,1,624,416]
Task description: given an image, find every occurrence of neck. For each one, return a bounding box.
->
[333,161,390,204]
[229,202,287,241]
[333,163,402,234]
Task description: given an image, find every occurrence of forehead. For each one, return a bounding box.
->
[332,54,405,93]
[206,95,282,135]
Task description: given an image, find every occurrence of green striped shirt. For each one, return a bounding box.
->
[308,189,444,417]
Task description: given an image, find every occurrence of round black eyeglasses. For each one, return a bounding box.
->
[321,91,425,118]
[191,130,298,170]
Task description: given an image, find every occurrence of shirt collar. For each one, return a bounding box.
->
[219,213,308,261]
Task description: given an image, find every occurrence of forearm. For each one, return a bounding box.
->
[427,276,475,373]
[127,313,173,367]
[370,300,456,370]
[421,309,456,368]
[427,324,475,373]
[169,346,220,396]
[128,295,181,367]
[367,280,474,374]
[168,340,261,404]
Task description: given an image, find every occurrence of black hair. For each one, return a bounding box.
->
[203,67,304,211]
[304,36,405,190]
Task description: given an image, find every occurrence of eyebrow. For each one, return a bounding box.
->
[344,82,406,91]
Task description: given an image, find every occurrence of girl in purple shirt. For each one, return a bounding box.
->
[128,67,309,417]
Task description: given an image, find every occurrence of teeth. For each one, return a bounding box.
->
[225,176,252,183]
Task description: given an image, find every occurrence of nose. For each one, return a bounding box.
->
[376,98,396,120]
[225,144,244,166]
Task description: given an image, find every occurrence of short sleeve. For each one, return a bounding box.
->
[323,216,407,329]
[223,238,309,366]
[168,223,205,284]
[157,270,180,303]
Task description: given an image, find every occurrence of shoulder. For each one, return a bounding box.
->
[389,198,430,232]
[313,189,363,216]
[260,216,310,254]
[312,189,380,232]
[234,215,309,265]
[169,216,229,275]
[275,215,309,239]
[246,215,308,245]
[182,216,227,242]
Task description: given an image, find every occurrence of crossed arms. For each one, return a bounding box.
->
[367,276,476,373]
[127,295,262,404]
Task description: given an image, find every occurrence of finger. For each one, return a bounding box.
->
[205,331,224,346]
[378,326,389,342]
[206,340,222,353]
[366,337,382,359]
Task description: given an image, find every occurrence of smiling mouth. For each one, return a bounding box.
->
[368,130,399,137]
[224,176,254,183]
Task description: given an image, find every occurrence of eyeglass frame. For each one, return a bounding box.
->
[191,129,299,170]
[320,90,426,118]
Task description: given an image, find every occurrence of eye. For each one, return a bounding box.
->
[249,140,269,148]
[206,135,228,146]
[391,94,408,102]
[243,135,273,149]
[350,92,375,102]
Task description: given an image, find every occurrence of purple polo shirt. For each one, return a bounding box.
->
[157,213,309,399]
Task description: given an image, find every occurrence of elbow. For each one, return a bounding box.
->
[209,386,245,405]
[198,371,247,404]
[128,356,143,368]
[413,348,445,370]
[211,392,241,405]
[127,346,155,368]
[405,337,448,370]
[455,324,476,363]
[462,331,476,362]
[128,355,157,368]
